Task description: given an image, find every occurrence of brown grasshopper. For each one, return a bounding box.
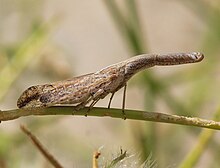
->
[17,52,204,118]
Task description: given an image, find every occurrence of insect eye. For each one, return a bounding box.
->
[90,92,95,96]
[39,94,51,103]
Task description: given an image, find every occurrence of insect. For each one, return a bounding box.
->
[17,52,204,118]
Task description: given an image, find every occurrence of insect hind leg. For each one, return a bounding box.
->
[122,84,127,120]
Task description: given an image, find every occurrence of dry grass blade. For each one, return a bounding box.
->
[20,124,64,168]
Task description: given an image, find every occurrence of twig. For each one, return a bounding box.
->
[0,22,50,101]
[178,129,214,168]
[0,106,219,130]
[104,0,147,54]
[178,108,220,168]
[20,124,64,168]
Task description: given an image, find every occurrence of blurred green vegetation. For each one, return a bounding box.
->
[0,0,220,167]
[0,1,58,168]
[104,0,220,168]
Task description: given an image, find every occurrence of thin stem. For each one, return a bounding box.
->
[0,22,50,101]
[20,124,64,168]
[178,108,220,168]
[0,107,219,130]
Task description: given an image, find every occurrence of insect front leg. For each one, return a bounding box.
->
[72,89,105,117]
[85,88,107,116]
[72,94,94,115]
[74,97,93,111]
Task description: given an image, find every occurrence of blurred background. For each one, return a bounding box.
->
[0,0,220,167]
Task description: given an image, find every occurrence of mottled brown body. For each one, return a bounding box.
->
[17,52,204,111]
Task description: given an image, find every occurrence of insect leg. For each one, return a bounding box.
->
[74,97,92,110]
[108,93,115,109]
[85,88,106,116]
[85,98,101,117]
[72,97,93,116]
[122,84,127,120]
[74,88,105,113]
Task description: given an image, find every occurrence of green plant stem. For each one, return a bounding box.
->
[178,129,214,168]
[178,108,220,168]
[0,22,50,101]
[0,107,220,130]
[104,0,146,54]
